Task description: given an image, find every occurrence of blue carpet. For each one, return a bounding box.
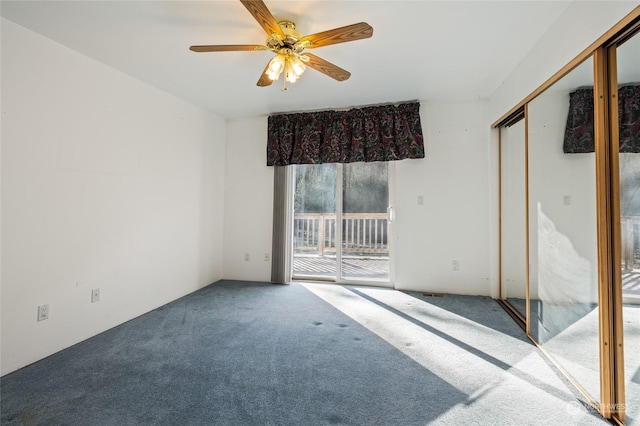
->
[1,280,609,425]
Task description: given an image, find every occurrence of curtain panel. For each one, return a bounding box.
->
[563,85,640,153]
[266,102,425,166]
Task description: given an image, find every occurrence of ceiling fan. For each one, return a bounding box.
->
[189,0,373,89]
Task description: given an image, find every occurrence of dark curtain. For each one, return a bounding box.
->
[267,102,425,166]
[619,85,640,152]
[563,84,640,153]
[563,87,595,153]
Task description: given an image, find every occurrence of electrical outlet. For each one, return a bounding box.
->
[37,304,49,322]
[452,260,459,271]
[244,253,250,261]
[264,253,270,262]
[417,195,424,205]
[91,288,100,303]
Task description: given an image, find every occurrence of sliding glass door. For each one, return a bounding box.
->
[292,162,391,284]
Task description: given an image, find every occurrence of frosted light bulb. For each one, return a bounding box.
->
[291,57,305,76]
[270,57,284,72]
[286,71,297,83]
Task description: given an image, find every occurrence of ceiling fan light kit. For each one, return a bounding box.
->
[189,0,373,90]
[266,51,306,83]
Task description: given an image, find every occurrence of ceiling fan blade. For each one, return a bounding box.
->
[299,22,373,48]
[239,0,285,38]
[303,53,351,81]
[257,62,274,87]
[190,45,266,52]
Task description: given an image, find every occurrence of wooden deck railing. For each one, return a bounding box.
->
[293,213,388,256]
[621,216,640,271]
[294,214,639,264]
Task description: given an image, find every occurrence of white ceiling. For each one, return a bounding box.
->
[1,1,573,119]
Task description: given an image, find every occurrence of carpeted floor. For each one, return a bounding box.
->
[1,280,611,425]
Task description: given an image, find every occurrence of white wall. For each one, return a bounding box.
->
[394,101,494,295]
[222,117,274,282]
[490,1,638,124]
[0,19,226,375]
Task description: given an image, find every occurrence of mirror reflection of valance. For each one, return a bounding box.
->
[266,102,425,166]
[563,85,640,153]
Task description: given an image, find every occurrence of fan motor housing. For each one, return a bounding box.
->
[280,21,302,44]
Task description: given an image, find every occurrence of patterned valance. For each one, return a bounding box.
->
[266,102,425,166]
[563,85,640,153]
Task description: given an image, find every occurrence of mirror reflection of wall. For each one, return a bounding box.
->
[615,30,640,426]
[500,121,527,319]
[527,56,600,404]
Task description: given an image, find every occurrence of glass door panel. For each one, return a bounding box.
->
[615,33,640,425]
[500,121,527,319]
[292,163,337,279]
[527,57,601,403]
[341,162,389,281]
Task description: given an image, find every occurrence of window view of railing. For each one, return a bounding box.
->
[621,216,640,298]
[620,153,640,300]
[293,213,388,256]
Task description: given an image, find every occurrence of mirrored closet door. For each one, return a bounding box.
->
[500,120,527,320]
[613,30,640,425]
[495,8,640,423]
[527,56,601,404]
